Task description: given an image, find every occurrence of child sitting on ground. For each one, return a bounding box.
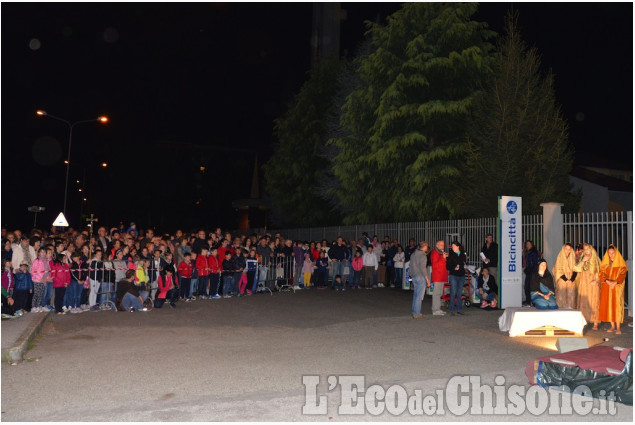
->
[333,274,345,291]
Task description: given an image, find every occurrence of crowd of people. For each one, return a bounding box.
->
[0,224,629,334]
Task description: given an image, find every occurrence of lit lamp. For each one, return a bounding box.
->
[36,110,108,224]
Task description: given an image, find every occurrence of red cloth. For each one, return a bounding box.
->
[526,345,629,384]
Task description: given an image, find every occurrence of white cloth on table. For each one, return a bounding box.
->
[498,307,587,337]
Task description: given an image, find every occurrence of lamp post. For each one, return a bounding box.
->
[27,206,46,228]
[35,110,108,221]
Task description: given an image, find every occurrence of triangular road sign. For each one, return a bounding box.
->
[53,212,69,227]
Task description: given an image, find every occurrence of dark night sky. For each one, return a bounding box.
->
[1,2,632,232]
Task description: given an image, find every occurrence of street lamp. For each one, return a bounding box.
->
[35,110,109,222]
[27,206,45,228]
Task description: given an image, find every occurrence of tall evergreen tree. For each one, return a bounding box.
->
[457,12,579,216]
[263,59,341,226]
[328,3,495,224]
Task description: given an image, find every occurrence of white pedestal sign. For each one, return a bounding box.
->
[499,196,522,308]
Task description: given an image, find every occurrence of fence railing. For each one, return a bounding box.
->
[251,217,543,266]
[252,212,632,259]
[563,211,631,260]
[244,210,633,313]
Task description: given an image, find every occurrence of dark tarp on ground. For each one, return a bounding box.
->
[526,345,633,406]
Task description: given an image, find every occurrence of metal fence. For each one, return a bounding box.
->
[248,211,632,267]
[243,210,633,312]
[563,211,632,260]
[255,217,537,266]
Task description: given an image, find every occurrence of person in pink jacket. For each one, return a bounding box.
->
[350,250,364,289]
[30,248,51,312]
[51,254,71,314]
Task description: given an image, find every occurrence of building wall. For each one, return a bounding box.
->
[609,190,634,212]
[569,176,609,212]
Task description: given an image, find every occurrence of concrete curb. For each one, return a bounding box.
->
[2,311,52,363]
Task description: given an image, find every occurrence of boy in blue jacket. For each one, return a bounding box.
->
[315,251,329,289]
[13,262,33,312]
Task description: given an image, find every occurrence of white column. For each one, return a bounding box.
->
[627,211,633,317]
[540,203,564,270]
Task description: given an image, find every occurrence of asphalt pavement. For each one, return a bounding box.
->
[1,287,633,421]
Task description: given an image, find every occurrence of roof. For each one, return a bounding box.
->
[574,152,632,170]
[570,167,633,192]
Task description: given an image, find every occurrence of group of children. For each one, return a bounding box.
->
[179,246,259,300]
[0,245,268,316]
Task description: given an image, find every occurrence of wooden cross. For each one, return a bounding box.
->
[86,214,99,258]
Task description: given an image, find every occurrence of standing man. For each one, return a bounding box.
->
[95,226,112,254]
[410,241,430,319]
[256,237,272,288]
[293,240,305,289]
[139,228,154,250]
[404,238,417,263]
[480,233,498,280]
[148,249,162,300]
[88,249,104,311]
[191,230,209,255]
[329,237,349,288]
[430,240,449,316]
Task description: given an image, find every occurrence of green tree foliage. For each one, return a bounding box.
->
[263,59,342,226]
[456,12,580,216]
[320,40,374,214]
[328,3,495,224]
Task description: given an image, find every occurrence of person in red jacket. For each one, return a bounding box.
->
[154,266,178,308]
[177,252,194,301]
[196,246,210,299]
[217,239,229,268]
[430,240,449,316]
[208,247,221,299]
[51,254,71,314]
